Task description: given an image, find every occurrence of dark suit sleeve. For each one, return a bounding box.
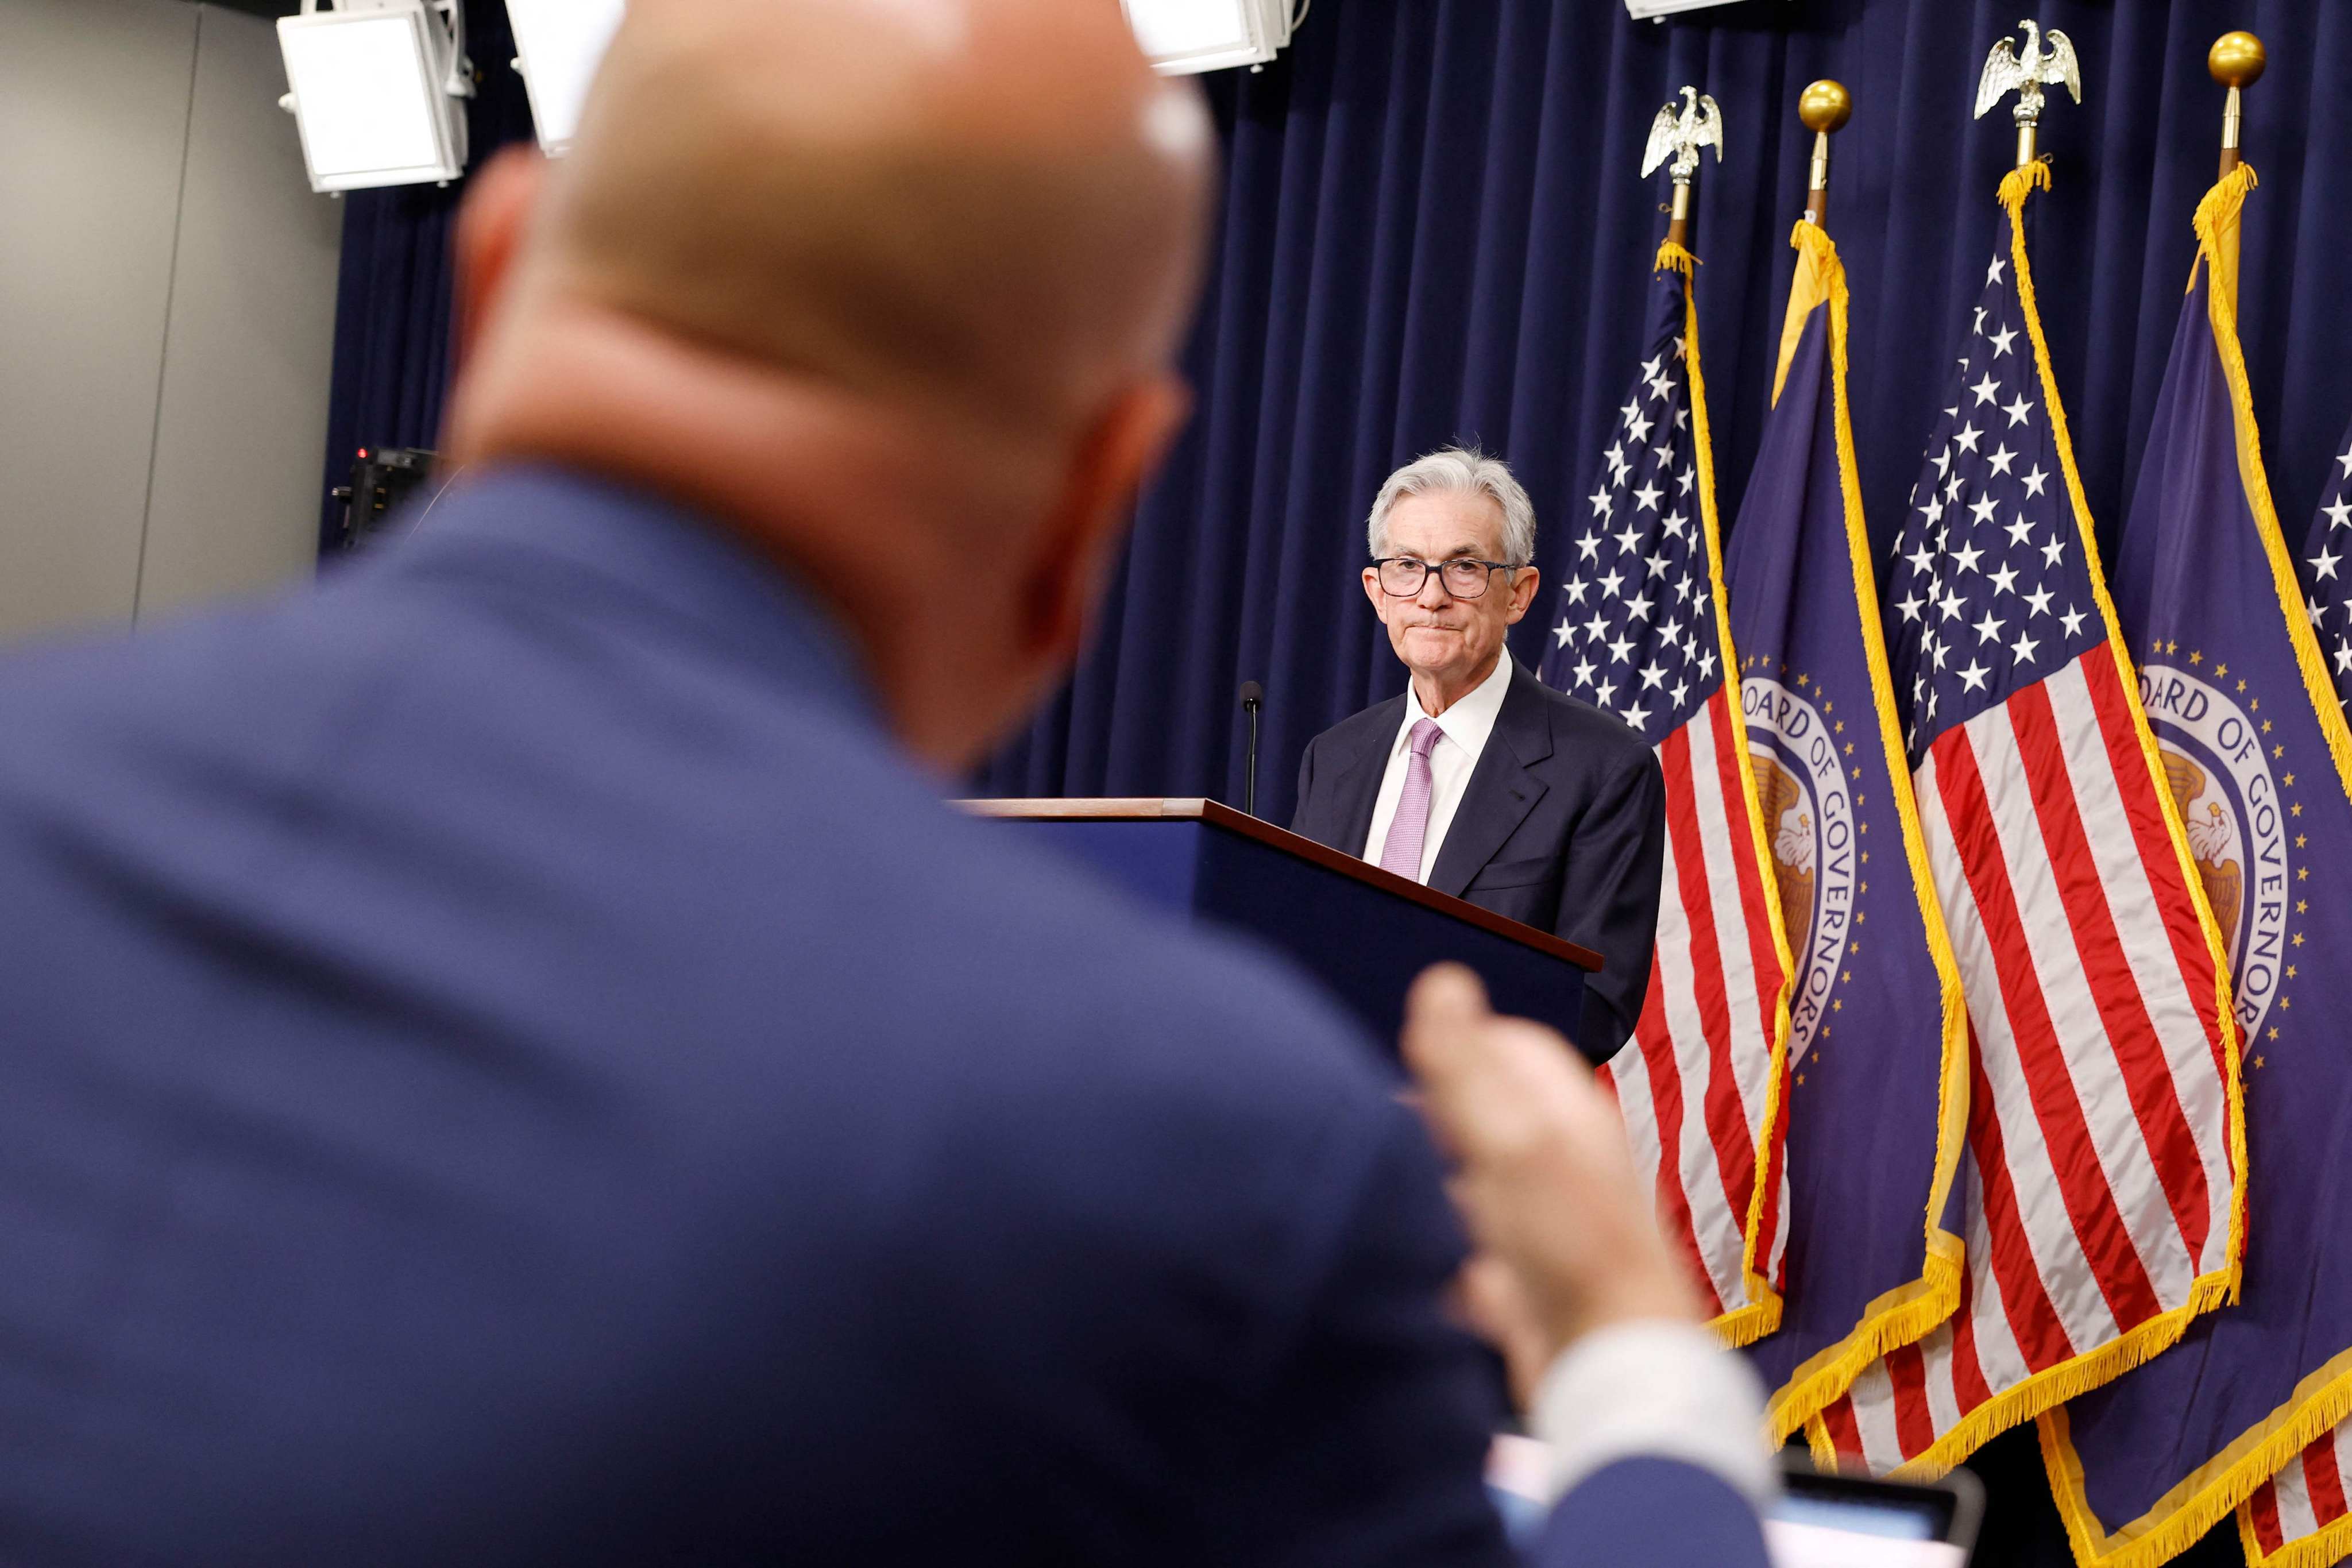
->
[1225,1103,1515,1565]
[1559,747,1667,1057]
[1229,1104,1767,1568]
[1538,1459,1772,1567]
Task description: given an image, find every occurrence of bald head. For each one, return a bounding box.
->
[443,0,1216,768]
[526,0,1209,449]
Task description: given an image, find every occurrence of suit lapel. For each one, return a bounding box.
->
[1324,696,1404,856]
[1427,663,1555,899]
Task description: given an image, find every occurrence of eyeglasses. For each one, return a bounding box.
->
[1371,557,1521,600]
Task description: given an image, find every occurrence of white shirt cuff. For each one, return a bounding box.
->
[1527,1319,1778,1510]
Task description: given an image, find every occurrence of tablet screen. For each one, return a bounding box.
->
[1764,1516,1968,1567]
[1765,1469,1974,1566]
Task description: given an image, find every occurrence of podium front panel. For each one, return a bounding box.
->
[1001,817,1594,1063]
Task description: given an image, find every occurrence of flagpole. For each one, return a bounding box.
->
[1667,162,1698,252]
[2210,31,2265,179]
[1643,88,1723,258]
[1799,80,1853,230]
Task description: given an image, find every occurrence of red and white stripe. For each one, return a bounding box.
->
[2245,1422,2352,1566]
[1816,648,2235,1470]
[1597,684,1790,1324]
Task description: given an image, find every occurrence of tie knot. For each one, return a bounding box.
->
[1408,717,1445,758]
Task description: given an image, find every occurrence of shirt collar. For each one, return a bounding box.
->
[1397,651,1515,758]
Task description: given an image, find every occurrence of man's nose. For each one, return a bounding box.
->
[1415,571,1454,609]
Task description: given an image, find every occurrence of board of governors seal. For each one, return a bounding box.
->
[2138,661,2288,1040]
[1742,674,1857,1070]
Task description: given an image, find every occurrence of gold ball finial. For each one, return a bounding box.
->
[1798,79,1853,134]
[2209,32,2266,90]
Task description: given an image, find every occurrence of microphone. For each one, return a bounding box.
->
[1238,681,1265,819]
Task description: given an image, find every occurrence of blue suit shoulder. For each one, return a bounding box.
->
[0,479,1516,1565]
[1504,662,1646,756]
[1302,689,1405,759]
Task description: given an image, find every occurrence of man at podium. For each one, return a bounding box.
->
[1292,449,1667,1055]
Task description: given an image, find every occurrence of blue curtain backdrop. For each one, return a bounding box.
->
[319,6,2352,1560]
[322,0,2352,805]
[975,0,2352,824]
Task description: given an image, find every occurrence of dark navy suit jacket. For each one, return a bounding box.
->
[0,470,1763,1566]
[1290,665,1666,1057]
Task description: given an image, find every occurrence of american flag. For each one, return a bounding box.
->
[1536,256,1793,1343]
[2306,419,2352,714]
[1814,180,2239,1473]
[2247,1425,2352,1566]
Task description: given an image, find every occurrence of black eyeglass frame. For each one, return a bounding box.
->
[1368,556,1526,600]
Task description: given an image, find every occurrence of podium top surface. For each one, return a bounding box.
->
[963,797,1601,973]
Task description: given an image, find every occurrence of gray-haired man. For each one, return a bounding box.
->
[1291,447,1667,1055]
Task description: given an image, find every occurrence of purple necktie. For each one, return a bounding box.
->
[1378,719,1447,878]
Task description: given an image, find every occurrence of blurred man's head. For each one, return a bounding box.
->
[442,0,1216,768]
[1361,449,1540,714]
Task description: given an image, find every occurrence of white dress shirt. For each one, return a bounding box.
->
[1527,1319,1776,1508]
[1360,652,1516,884]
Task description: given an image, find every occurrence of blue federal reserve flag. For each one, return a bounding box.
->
[2046,167,2352,1568]
[2237,405,2352,1568]
[1725,222,1967,1441]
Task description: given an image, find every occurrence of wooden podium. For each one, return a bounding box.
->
[964,798,1604,1063]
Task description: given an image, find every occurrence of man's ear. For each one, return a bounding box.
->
[1018,375,1191,667]
[452,148,552,368]
[1503,563,1541,625]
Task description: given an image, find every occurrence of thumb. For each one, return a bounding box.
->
[1400,963,1490,1084]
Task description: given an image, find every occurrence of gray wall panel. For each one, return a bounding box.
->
[0,0,196,638]
[138,5,343,621]
[0,0,342,644]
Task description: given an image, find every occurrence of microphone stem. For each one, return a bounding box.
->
[1245,706,1260,818]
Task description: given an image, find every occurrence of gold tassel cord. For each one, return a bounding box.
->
[1655,238,1701,278]
[1996,157,2053,210]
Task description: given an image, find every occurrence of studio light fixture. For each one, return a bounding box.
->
[506,0,627,156]
[276,0,473,194]
[1122,0,1306,78]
